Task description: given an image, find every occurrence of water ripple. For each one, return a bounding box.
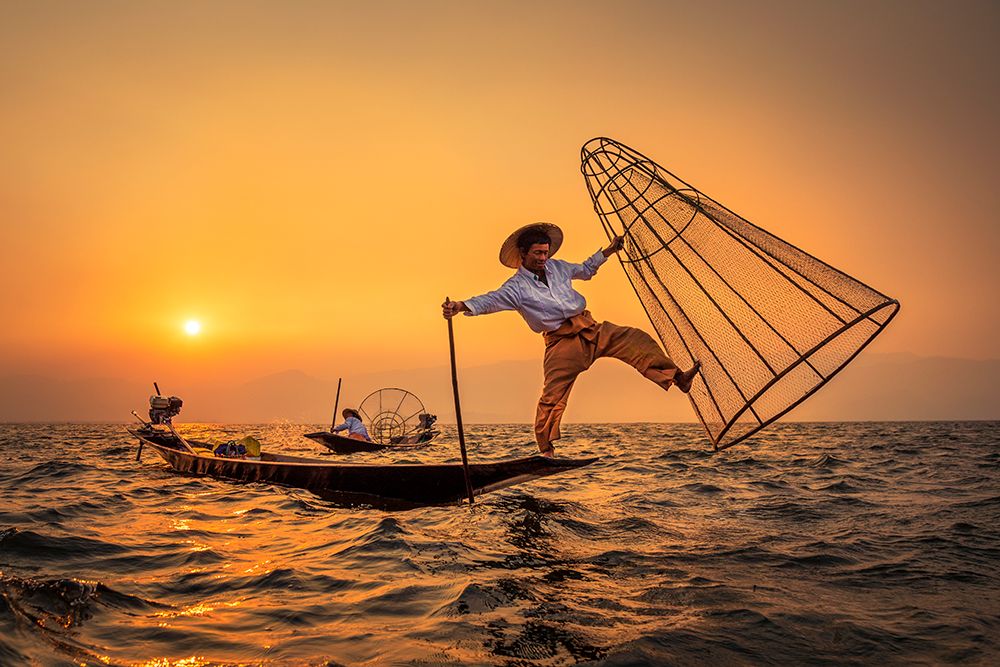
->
[0,421,996,664]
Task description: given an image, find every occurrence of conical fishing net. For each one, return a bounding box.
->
[580,137,899,450]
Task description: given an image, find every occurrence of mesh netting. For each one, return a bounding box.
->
[580,137,899,450]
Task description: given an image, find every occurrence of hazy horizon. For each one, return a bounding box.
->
[3,351,998,425]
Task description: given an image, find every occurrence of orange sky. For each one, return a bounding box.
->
[2,1,998,412]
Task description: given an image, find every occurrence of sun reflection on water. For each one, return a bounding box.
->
[139,657,211,667]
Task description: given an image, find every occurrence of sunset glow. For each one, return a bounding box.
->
[0,4,996,665]
[0,2,996,423]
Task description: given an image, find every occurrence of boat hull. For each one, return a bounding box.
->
[303,430,438,453]
[130,429,597,507]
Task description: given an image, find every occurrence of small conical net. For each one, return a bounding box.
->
[580,137,899,450]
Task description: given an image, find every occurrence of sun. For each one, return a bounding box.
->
[184,319,202,336]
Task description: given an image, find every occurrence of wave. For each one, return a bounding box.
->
[0,571,167,667]
[0,421,997,665]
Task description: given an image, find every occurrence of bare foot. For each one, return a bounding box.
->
[539,448,556,458]
[676,360,702,393]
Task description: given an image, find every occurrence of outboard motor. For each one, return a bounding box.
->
[418,413,437,430]
[149,395,183,425]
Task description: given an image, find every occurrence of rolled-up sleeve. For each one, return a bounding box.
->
[570,250,608,280]
[464,280,520,316]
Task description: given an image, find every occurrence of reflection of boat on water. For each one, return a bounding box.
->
[129,389,596,508]
[306,387,440,455]
[129,426,596,508]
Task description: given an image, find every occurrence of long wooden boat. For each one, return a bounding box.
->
[129,428,597,508]
[302,430,437,454]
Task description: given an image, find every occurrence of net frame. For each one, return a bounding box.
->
[580,137,900,451]
[358,388,428,445]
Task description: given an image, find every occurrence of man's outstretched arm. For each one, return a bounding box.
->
[442,282,519,319]
[570,235,625,280]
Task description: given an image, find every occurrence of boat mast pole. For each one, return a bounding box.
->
[446,298,475,506]
[330,378,342,432]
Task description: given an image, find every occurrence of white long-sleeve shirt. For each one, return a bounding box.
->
[463,250,608,333]
[333,416,371,440]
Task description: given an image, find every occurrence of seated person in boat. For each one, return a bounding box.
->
[333,408,372,441]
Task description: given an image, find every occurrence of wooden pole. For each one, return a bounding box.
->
[132,410,150,461]
[330,378,343,432]
[167,422,198,455]
[446,298,475,506]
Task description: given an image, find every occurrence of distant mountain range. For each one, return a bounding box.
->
[1,353,997,423]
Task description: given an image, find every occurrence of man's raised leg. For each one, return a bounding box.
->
[595,321,700,392]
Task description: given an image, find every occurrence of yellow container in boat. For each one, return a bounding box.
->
[239,436,261,457]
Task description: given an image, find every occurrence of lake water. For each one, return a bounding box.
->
[1,422,997,665]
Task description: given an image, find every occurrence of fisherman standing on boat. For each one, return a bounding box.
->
[442,223,700,457]
[333,408,372,442]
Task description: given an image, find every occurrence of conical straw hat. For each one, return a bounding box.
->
[499,222,563,268]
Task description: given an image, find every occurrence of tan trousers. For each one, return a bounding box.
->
[534,310,679,455]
